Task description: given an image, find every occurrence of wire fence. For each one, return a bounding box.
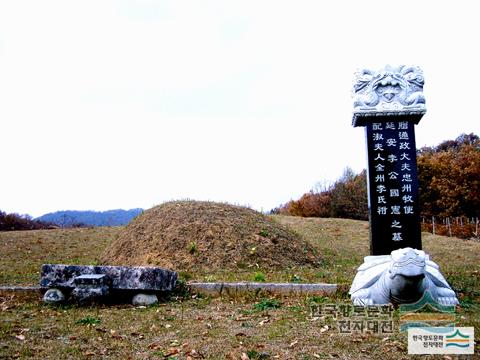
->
[421,216,479,239]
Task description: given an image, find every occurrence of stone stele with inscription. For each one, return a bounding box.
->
[349,65,459,306]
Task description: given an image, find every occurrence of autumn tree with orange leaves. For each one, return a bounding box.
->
[274,133,479,222]
[417,133,480,218]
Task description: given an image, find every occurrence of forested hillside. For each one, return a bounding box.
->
[35,208,143,227]
[273,133,480,237]
[417,133,479,218]
[0,211,53,231]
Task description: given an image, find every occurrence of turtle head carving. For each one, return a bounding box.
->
[387,248,427,303]
[388,248,426,279]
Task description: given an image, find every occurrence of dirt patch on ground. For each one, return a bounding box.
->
[101,201,320,272]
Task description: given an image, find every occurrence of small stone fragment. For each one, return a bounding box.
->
[132,293,158,306]
[43,288,65,304]
[71,286,109,304]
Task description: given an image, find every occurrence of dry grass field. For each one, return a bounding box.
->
[1,216,479,359]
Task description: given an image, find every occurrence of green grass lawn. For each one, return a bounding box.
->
[1,216,478,359]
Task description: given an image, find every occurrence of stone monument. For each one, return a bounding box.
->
[352,65,425,255]
[349,65,458,306]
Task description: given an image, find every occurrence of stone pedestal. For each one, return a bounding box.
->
[349,248,458,306]
[71,274,111,304]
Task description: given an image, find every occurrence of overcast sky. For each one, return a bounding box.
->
[1,1,479,217]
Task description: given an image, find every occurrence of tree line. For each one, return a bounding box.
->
[0,211,54,231]
[272,133,480,236]
[417,133,479,218]
[271,168,368,220]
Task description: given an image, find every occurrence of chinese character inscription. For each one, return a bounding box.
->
[365,120,421,254]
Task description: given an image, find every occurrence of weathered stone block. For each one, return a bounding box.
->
[188,282,337,297]
[74,274,110,287]
[43,288,65,304]
[40,264,177,292]
[132,293,158,306]
[71,286,109,304]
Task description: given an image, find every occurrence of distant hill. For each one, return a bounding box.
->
[35,209,143,227]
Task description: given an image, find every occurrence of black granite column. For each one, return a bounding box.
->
[364,118,421,255]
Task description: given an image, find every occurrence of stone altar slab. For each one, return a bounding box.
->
[40,264,177,304]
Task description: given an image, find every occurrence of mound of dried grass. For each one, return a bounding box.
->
[101,201,319,272]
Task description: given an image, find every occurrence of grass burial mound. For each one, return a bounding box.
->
[101,201,319,272]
